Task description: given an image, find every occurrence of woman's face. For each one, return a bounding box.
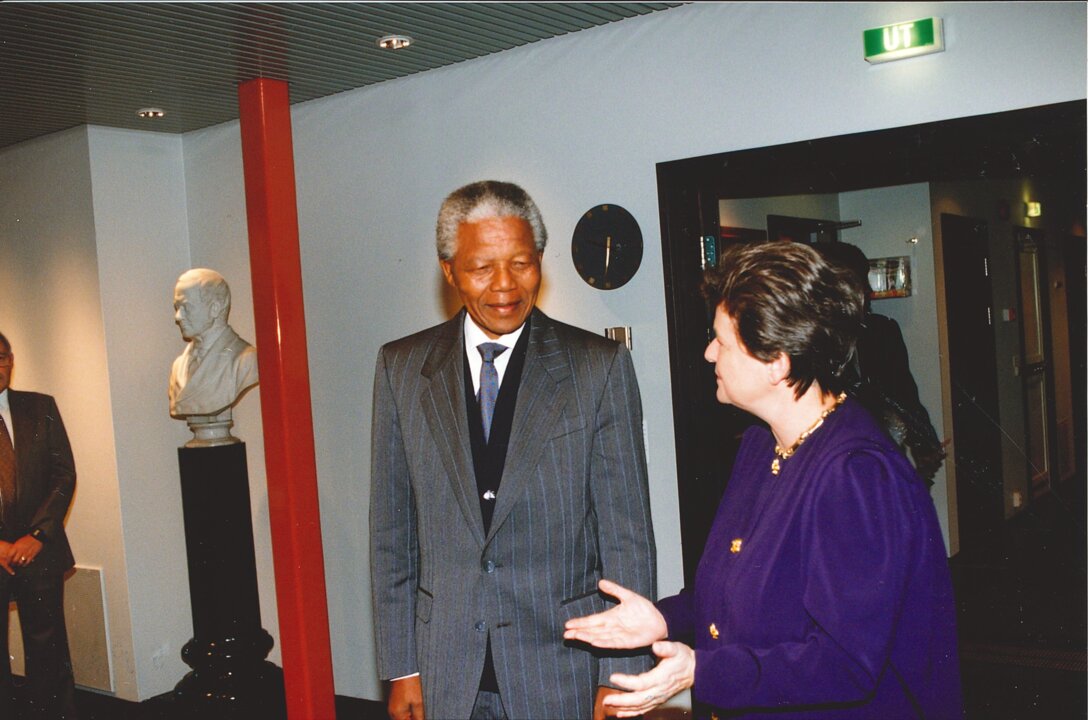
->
[704,305,772,412]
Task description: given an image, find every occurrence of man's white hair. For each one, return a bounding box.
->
[435,180,547,261]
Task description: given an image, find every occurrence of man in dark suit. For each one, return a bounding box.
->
[0,331,79,719]
[370,181,656,720]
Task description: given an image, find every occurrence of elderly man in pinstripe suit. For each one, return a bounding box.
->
[370,181,656,720]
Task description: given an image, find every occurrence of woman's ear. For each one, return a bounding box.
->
[767,352,791,386]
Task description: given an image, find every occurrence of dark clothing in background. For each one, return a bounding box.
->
[0,390,79,720]
[850,312,946,484]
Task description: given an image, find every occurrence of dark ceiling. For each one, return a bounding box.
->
[0,2,682,150]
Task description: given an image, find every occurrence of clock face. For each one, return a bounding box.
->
[571,204,643,290]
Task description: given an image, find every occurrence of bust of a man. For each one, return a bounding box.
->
[169,268,258,445]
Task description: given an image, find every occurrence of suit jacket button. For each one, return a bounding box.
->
[474,621,486,633]
[709,623,719,640]
[484,560,496,574]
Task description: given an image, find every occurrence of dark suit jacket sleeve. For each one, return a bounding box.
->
[369,346,421,680]
[591,345,657,684]
[30,395,76,541]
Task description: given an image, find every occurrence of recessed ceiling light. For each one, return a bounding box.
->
[136,107,165,119]
[377,34,412,50]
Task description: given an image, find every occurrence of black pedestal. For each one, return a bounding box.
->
[174,442,285,719]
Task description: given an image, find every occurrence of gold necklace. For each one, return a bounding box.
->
[771,392,847,475]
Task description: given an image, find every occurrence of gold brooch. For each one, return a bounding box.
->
[709,623,719,639]
[730,538,743,554]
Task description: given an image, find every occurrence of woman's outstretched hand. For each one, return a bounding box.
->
[601,641,696,718]
[563,579,668,649]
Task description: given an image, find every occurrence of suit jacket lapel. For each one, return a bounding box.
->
[8,390,31,491]
[486,309,569,544]
[419,312,486,547]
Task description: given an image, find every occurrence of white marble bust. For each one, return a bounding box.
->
[169,268,258,446]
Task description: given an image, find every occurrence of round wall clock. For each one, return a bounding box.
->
[571,204,643,290]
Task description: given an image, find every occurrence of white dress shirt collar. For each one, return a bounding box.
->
[0,388,12,445]
[463,314,526,395]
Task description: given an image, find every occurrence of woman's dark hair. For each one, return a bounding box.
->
[702,241,865,398]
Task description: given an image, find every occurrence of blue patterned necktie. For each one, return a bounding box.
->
[477,343,508,443]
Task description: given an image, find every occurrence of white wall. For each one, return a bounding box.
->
[1,0,1083,705]
[0,129,139,697]
[181,1,1086,700]
[86,126,195,696]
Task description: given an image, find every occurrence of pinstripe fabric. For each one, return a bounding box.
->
[370,309,656,720]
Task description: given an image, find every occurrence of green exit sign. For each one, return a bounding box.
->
[864,18,944,64]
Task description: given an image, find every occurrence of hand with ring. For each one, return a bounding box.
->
[600,641,697,718]
[9,534,44,569]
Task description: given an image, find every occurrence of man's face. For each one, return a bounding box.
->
[174,282,217,341]
[441,216,542,339]
[0,344,11,394]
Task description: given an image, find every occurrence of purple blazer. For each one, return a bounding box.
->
[657,399,961,719]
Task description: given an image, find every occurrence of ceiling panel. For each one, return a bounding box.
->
[0,2,682,149]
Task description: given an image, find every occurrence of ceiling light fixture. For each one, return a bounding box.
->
[136,107,165,119]
[377,34,412,50]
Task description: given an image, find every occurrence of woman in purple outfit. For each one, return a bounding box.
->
[565,241,961,719]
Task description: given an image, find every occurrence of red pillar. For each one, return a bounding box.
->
[237,77,336,720]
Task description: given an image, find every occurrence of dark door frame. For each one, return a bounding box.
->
[655,101,1086,583]
[940,213,1004,557]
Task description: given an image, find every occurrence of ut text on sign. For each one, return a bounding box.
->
[864,18,945,64]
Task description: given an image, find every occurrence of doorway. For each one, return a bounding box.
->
[941,213,1003,556]
[656,100,1087,717]
[658,100,1085,575]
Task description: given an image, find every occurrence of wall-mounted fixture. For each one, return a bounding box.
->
[1025,201,1042,218]
[136,107,165,119]
[864,18,944,64]
[868,256,912,299]
[605,327,633,351]
[377,34,412,50]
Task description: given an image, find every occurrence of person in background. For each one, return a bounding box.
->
[0,331,80,719]
[565,241,961,719]
[370,180,656,720]
[816,241,946,486]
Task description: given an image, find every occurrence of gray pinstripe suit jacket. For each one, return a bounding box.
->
[370,308,656,719]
